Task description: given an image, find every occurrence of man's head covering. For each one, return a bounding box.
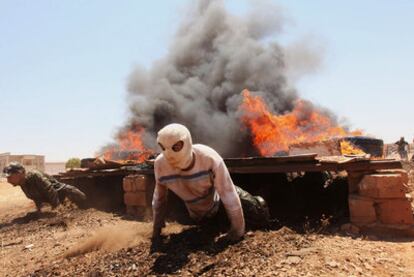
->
[157,123,193,169]
[3,162,25,177]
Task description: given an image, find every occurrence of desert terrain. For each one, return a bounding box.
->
[1,167,414,277]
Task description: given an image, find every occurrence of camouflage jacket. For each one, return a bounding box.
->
[20,170,64,209]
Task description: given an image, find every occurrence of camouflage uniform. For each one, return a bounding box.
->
[21,170,86,209]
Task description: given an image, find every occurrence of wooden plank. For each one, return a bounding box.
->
[228,163,325,174]
[317,155,370,164]
[57,157,401,178]
[338,160,402,172]
[227,160,401,174]
[57,168,136,179]
[224,153,318,167]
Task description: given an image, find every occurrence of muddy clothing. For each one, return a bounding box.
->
[235,186,270,229]
[21,170,86,209]
[153,144,245,236]
[191,186,270,230]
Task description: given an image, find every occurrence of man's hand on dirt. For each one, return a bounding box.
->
[217,229,244,244]
[150,235,163,253]
[25,210,41,219]
[150,222,166,253]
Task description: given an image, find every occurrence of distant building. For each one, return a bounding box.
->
[0,152,45,175]
[45,162,66,175]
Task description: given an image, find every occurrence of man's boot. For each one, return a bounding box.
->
[235,186,270,229]
[60,185,87,208]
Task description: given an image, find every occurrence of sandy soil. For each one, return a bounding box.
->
[1,173,414,276]
[0,180,34,217]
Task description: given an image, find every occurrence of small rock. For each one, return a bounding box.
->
[364,263,374,270]
[285,256,302,265]
[326,261,340,268]
[23,244,34,251]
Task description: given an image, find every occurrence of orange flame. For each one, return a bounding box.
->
[239,89,362,156]
[340,140,365,155]
[101,128,153,162]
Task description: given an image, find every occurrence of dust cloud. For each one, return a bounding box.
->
[64,223,152,258]
[64,222,185,258]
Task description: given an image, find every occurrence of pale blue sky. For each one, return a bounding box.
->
[1,0,413,161]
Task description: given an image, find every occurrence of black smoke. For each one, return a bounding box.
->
[112,0,324,157]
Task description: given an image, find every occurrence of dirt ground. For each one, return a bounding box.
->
[1,167,414,277]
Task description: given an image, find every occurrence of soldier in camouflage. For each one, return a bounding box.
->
[3,162,87,212]
[395,137,409,161]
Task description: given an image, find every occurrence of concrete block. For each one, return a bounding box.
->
[347,172,365,193]
[126,205,137,215]
[359,174,406,198]
[124,192,146,206]
[359,223,414,238]
[133,175,154,191]
[122,177,133,192]
[376,199,414,225]
[376,169,409,188]
[348,194,376,224]
[123,174,155,192]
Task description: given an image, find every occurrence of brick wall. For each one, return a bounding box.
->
[347,169,414,235]
[123,174,155,220]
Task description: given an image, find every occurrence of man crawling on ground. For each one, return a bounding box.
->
[151,123,270,249]
[3,162,87,215]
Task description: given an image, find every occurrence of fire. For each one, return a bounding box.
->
[101,127,153,162]
[239,89,362,156]
[340,140,365,155]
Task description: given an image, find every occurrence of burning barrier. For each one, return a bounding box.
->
[240,89,363,156]
[97,1,370,160]
[99,89,369,161]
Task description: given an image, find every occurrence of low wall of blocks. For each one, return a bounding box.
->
[123,174,155,220]
[122,169,414,236]
[347,169,414,236]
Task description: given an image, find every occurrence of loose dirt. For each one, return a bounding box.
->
[1,170,414,277]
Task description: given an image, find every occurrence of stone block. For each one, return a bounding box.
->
[359,174,406,198]
[124,192,147,206]
[359,223,414,238]
[376,169,409,188]
[123,174,155,192]
[122,177,134,192]
[126,205,137,215]
[348,194,376,224]
[133,175,152,191]
[376,199,414,225]
[347,172,366,193]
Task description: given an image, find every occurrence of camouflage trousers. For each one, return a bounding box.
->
[185,186,271,230]
[56,184,87,208]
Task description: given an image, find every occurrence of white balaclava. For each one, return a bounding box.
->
[157,123,193,169]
